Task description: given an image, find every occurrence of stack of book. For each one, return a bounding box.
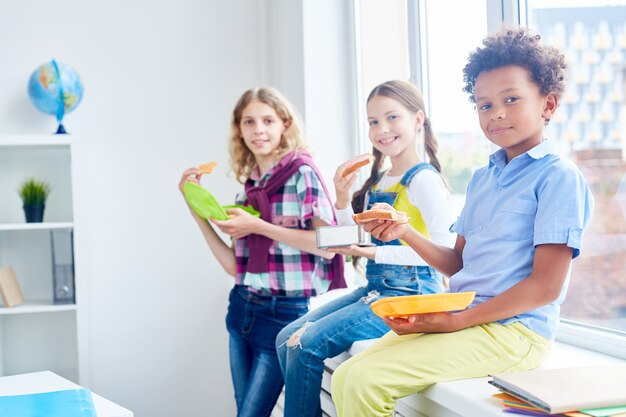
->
[489,364,626,417]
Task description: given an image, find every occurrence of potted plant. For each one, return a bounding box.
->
[18,178,51,223]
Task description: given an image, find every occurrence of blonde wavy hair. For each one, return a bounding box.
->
[229,87,308,183]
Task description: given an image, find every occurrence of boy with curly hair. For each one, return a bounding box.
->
[330,27,595,417]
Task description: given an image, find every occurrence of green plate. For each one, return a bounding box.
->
[183,182,260,220]
[223,204,261,217]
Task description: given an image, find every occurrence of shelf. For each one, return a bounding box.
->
[0,135,75,147]
[0,134,81,382]
[0,301,76,315]
[0,222,73,231]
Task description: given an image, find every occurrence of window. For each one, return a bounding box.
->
[354,0,626,355]
[358,0,410,94]
[420,0,491,213]
[354,0,411,156]
[523,0,626,335]
[356,0,491,213]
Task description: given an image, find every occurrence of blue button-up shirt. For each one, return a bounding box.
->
[450,140,594,340]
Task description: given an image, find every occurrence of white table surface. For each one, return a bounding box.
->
[0,371,133,417]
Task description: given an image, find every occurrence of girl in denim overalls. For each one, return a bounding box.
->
[276,80,455,417]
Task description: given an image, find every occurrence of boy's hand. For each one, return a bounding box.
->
[211,208,263,239]
[358,203,408,241]
[356,203,408,242]
[365,221,408,241]
[383,311,462,335]
[326,245,376,260]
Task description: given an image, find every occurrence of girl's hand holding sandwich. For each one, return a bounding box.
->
[360,203,409,242]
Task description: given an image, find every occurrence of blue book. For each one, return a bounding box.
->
[0,388,96,417]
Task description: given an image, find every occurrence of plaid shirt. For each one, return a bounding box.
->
[234,156,336,297]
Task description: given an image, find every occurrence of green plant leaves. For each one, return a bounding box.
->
[18,178,51,206]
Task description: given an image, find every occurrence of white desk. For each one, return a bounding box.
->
[0,371,133,417]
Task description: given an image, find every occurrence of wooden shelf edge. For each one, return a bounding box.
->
[0,302,76,315]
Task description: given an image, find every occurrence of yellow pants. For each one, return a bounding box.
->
[330,322,551,417]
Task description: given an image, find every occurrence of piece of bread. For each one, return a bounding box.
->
[199,161,218,174]
[353,209,408,224]
[342,155,373,177]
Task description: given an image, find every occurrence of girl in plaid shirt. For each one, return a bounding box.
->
[179,87,343,417]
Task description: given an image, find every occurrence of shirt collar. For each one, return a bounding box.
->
[488,139,555,169]
[526,139,554,159]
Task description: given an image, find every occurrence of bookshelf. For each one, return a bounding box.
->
[0,134,84,382]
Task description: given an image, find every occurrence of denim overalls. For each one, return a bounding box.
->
[275,162,445,417]
[364,162,443,295]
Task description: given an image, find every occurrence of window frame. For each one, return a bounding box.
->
[406,0,429,107]
[350,0,369,157]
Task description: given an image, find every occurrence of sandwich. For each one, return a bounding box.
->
[352,209,408,224]
[199,161,218,174]
[342,154,374,177]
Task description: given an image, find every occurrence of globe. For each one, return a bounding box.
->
[27,60,84,134]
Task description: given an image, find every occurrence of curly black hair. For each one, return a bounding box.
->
[462,27,566,102]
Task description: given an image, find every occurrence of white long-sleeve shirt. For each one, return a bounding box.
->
[336,169,456,266]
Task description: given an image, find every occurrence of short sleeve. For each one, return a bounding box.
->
[450,172,476,238]
[451,207,466,237]
[295,166,336,229]
[534,163,594,258]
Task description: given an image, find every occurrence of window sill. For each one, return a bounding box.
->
[321,338,625,417]
[300,278,626,417]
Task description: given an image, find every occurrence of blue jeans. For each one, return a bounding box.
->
[226,285,309,417]
[275,263,442,417]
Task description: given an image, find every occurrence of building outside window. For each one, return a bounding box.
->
[524,0,626,334]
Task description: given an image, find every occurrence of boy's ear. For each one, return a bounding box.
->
[542,92,558,120]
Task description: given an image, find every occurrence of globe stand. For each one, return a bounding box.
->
[56,124,67,135]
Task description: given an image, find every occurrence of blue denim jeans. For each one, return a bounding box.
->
[275,263,443,417]
[226,285,309,417]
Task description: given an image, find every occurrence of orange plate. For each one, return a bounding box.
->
[370,292,476,318]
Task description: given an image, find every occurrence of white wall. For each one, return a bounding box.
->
[0,1,267,416]
[0,1,356,416]
[266,0,357,194]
